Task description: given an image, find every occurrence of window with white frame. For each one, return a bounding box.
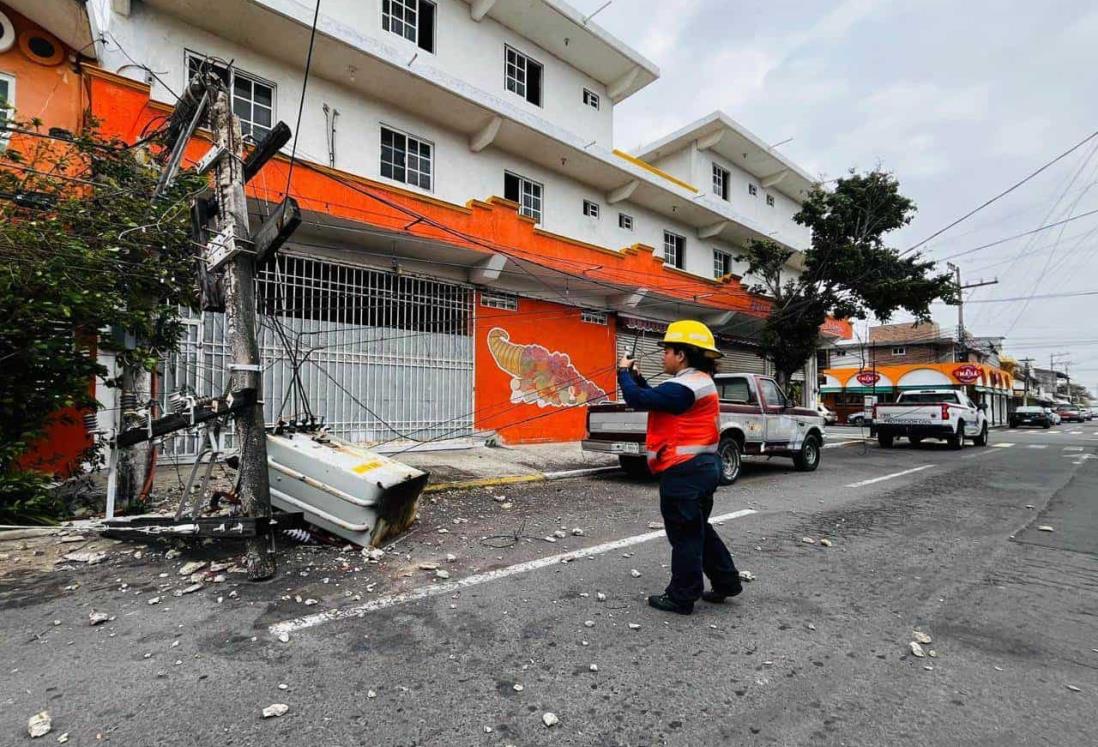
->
[504,171,543,223]
[663,230,685,269]
[618,212,634,231]
[505,45,543,106]
[748,183,758,196]
[712,163,730,201]
[0,73,13,149]
[891,347,906,356]
[581,309,608,325]
[766,193,775,206]
[186,53,274,139]
[382,0,436,52]
[481,292,518,310]
[582,88,600,110]
[583,199,600,218]
[713,249,732,278]
[380,125,433,190]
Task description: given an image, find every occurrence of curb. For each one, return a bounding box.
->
[422,465,620,494]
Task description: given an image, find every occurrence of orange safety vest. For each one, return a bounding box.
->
[645,368,721,473]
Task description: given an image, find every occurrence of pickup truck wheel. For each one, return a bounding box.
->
[877,433,894,448]
[717,436,742,486]
[949,421,965,450]
[974,424,989,447]
[793,434,821,472]
[618,456,651,480]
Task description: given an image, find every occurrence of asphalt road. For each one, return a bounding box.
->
[2,424,1097,745]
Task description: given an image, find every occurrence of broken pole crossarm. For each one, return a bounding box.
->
[113,389,256,447]
[252,196,302,267]
[211,86,277,581]
[243,121,293,183]
[154,88,209,198]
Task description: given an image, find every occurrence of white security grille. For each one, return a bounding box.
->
[160,254,474,459]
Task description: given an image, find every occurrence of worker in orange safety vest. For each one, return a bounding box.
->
[618,320,742,615]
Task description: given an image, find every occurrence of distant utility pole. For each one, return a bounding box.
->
[946,262,997,362]
[1018,357,1035,406]
[1051,352,1071,403]
[210,87,275,581]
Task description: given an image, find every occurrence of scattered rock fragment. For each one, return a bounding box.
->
[418,562,439,571]
[493,495,507,503]
[147,596,161,606]
[445,554,457,562]
[801,537,816,545]
[88,611,110,626]
[628,623,641,630]
[571,528,584,537]
[367,690,377,699]
[179,561,207,576]
[62,551,106,565]
[909,642,926,658]
[806,623,816,631]
[647,521,664,530]
[819,539,833,548]
[1066,684,1081,692]
[28,711,51,738]
[362,547,384,561]
[304,599,318,606]
[739,570,756,582]
[596,592,606,602]
[630,569,641,578]
[1037,525,1055,532]
[542,712,559,728]
[165,549,181,559]
[57,733,69,743]
[513,684,524,692]
[262,704,289,719]
[278,633,290,644]
[552,530,567,539]
[589,664,599,672]
[60,535,86,544]
[584,620,595,628]
[912,631,932,644]
[435,569,450,579]
[928,650,938,658]
[174,583,203,597]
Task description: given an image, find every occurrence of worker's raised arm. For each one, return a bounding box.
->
[617,368,695,414]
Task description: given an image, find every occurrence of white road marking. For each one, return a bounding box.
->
[1028,444,1048,449]
[962,449,1001,460]
[1070,431,1083,435]
[993,443,1015,448]
[1063,446,1084,452]
[270,508,758,634]
[845,465,934,489]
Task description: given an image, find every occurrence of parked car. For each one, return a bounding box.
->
[1044,408,1061,425]
[583,373,825,485]
[847,411,872,426]
[871,389,989,449]
[1009,405,1051,429]
[1080,406,1093,421]
[1056,404,1085,423]
[816,403,838,425]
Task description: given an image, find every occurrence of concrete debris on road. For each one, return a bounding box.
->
[912,631,932,644]
[278,633,290,643]
[88,611,110,626]
[597,592,606,602]
[628,623,641,630]
[174,583,203,597]
[179,561,207,576]
[147,596,161,605]
[739,570,756,582]
[57,733,69,743]
[367,690,377,699]
[909,642,927,658]
[801,537,816,544]
[493,495,508,503]
[362,547,385,561]
[1066,684,1081,692]
[28,710,51,738]
[589,664,599,672]
[513,684,524,692]
[304,599,318,606]
[1037,525,1055,532]
[819,538,833,547]
[552,529,567,539]
[262,704,289,719]
[60,535,86,543]
[435,569,450,579]
[61,551,106,564]
[572,528,585,536]
[630,569,641,578]
[542,712,559,728]
[165,549,181,559]
[418,562,439,570]
[584,620,595,628]
[445,554,457,562]
[647,521,664,530]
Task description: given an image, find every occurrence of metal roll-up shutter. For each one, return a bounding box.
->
[616,331,670,387]
[720,343,768,375]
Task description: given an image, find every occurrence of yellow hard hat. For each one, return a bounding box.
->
[662,320,723,358]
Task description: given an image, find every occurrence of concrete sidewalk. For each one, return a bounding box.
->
[398,441,620,493]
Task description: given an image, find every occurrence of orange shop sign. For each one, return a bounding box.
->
[952,364,981,384]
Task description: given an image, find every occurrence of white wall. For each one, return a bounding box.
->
[91,1,770,285]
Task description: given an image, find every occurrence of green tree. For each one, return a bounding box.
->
[738,170,957,393]
[0,114,205,523]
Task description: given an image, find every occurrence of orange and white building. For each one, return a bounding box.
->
[14,0,851,460]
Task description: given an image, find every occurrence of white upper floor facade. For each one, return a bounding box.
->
[87,0,816,287]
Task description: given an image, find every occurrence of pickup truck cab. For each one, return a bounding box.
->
[582,373,826,485]
[871,389,989,449]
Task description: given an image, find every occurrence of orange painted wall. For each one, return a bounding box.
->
[475,296,617,443]
[3,3,91,475]
[0,3,83,136]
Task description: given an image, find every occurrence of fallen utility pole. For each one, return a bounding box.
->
[209,87,275,581]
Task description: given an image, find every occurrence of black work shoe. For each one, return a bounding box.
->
[701,584,743,603]
[647,594,693,615]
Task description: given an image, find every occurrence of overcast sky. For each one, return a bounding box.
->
[575,0,1098,394]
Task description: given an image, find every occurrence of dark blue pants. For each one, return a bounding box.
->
[658,454,740,604]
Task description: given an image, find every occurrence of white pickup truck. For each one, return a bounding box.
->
[871,389,989,449]
[582,372,826,485]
